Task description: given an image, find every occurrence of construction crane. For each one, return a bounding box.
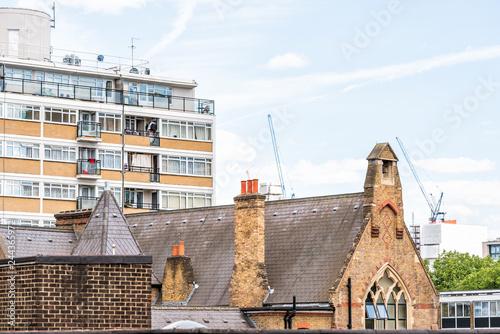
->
[268,114,294,199]
[396,137,445,223]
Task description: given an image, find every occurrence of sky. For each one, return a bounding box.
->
[5,0,500,238]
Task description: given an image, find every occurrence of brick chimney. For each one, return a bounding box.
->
[162,242,195,304]
[229,179,268,308]
[54,208,93,237]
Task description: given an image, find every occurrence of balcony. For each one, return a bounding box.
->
[124,202,159,210]
[126,165,160,183]
[124,128,159,146]
[1,77,215,115]
[77,121,101,142]
[77,159,101,179]
[77,196,99,210]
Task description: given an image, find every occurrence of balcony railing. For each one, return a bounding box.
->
[77,121,101,138]
[124,128,159,146]
[127,166,159,174]
[77,196,99,210]
[77,159,101,176]
[1,77,215,114]
[124,202,159,210]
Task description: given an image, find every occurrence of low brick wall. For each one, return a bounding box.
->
[0,255,151,331]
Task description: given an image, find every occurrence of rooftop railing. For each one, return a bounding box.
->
[1,77,215,115]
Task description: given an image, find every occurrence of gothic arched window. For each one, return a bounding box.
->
[365,269,408,329]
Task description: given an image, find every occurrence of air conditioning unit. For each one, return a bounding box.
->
[63,54,81,66]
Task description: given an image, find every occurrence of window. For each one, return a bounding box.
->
[45,72,70,84]
[5,68,32,80]
[161,120,212,141]
[6,142,39,159]
[442,302,471,329]
[162,156,211,176]
[0,102,3,117]
[97,186,122,205]
[44,145,76,162]
[44,107,77,124]
[5,103,40,121]
[5,180,39,197]
[99,113,121,132]
[99,150,121,169]
[0,218,53,228]
[490,245,500,260]
[473,301,500,328]
[44,183,76,199]
[162,192,212,210]
[365,269,408,329]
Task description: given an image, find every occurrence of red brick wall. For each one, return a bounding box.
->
[0,256,151,331]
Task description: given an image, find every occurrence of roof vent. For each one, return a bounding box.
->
[95,213,100,217]
[166,221,170,225]
[223,320,228,323]
[312,209,318,213]
[354,205,359,210]
[27,237,32,241]
[112,213,118,217]
[217,217,222,221]
[132,224,138,228]
[69,240,73,243]
[200,218,205,222]
[182,220,187,224]
[203,319,209,323]
[48,239,53,242]
[149,223,153,226]
[292,210,298,215]
[273,212,278,216]
[333,207,339,212]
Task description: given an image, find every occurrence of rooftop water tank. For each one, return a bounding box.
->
[0,7,51,61]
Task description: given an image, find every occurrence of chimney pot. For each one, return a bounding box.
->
[241,180,247,194]
[252,179,258,193]
[173,245,179,256]
[247,179,253,193]
[179,241,185,256]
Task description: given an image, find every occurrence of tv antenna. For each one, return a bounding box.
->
[129,37,140,68]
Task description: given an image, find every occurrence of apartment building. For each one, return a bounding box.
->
[0,7,215,227]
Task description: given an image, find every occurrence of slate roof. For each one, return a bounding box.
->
[367,142,398,161]
[151,306,253,329]
[127,192,365,306]
[73,190,142,256]
[0,226,77,257]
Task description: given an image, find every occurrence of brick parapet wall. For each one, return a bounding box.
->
[0,256,151,331]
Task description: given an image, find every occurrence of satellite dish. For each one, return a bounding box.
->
[162,321,208,329]
[129,67,139,74]
[97,55,104,62]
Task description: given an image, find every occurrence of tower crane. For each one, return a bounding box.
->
[396,137,445,223]
[268,114,294,199]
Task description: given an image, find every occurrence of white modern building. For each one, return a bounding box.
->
[420,221,488,265]
[0,7,215,227]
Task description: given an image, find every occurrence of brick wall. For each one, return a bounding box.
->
[54,209,93,237]
[249,312,333,329]
[0,255,151,331]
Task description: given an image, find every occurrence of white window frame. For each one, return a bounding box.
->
[44,107,77,124]
[5,103,40,121]
[162,191,212,210]
[99,150,121,170]
[99,113,121,133]
[97,186,122,205]
[43,183,76,200]
[44,145,76,162]
[161,156,211,176]
[161,120,212,141]
[6,141,39,159]
[5,180,39,197]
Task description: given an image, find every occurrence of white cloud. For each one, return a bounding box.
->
[264,53,309,70]
[214,45,500,110]
[417,157,495,174]
[289,159,366,185]
[216,130,257,164]
[441,179,500,207]
[143,1,197,59]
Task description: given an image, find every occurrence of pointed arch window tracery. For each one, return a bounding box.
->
[365,269,408,329]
